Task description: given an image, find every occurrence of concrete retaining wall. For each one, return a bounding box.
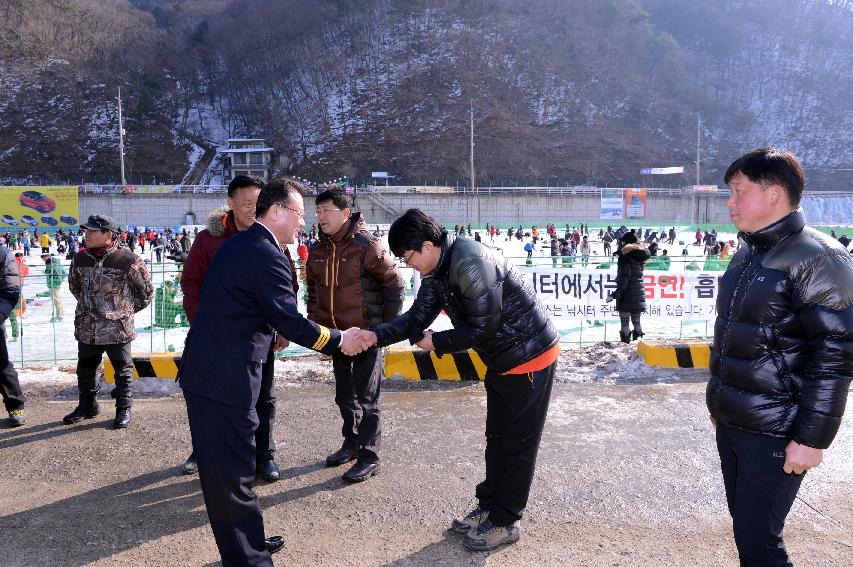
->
[80,191,732,228]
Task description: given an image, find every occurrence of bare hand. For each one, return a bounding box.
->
[272,335,289,352]
[340,327,367,356]
[783,440,823,475]
[416,330,435,352]
[357,330,378,349]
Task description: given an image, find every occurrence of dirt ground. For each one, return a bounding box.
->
[2,349,852,566]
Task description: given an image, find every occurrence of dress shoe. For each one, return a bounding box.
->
[256,459,280,483]
[6,409,26,427]
[63,401,100,425]
[343,461,380,483]
[265,535,285,554]
[113,407,131,429]
[325,447,358,467]
[181,453,198,475]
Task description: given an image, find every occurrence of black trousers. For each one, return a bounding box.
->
[185,392,272,567]
[0,325,25,412]
[255,348,277,462]
[716,424,805,567]
[476,361,555,526]
[77,342,133,407]
[332,347,382,464]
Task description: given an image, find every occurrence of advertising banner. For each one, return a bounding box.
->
[600,188,623,220]
[624,188,647,219]
[0,186,80,229]
[640,166,684,175]
[518,267,720,321]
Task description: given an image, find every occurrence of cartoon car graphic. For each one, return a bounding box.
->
[19,190,56,213]
[59,215,78,225]
[20,215,39,226]
[41,215,59,226]
[1,214,19,226]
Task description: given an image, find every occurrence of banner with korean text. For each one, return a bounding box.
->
[518,267,720,321]
[624,188,647,219]
[600,188,624,220]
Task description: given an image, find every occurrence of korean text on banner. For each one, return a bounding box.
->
[0,186,80,229]
[625,188,647,219]
[518,267,720,321]
[600,188,624,220]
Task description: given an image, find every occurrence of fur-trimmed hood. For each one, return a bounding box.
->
[205,205,233,238]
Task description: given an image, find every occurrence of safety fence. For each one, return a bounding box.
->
[3,252,729,368]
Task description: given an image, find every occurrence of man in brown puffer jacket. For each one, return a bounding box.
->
[65,215,153,429]
[307,190,403,482]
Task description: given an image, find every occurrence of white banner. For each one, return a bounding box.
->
[640,166,685,175]
[600,188,623,220]
[518,267,721,320]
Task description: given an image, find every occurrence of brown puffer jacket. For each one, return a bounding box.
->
[69,243,154,345]
[307,213,404,330]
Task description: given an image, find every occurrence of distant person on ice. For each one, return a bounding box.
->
[354,209,559,552]
[708,147,853,565]
[608,230,650,343]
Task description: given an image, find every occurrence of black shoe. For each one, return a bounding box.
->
[325,447,358,467]
[113,407,131,429]
[265,535,285,555]
[343,461,380,483]
[63,402,100,425]
[619,330,631,344]
[181,454,198,476]
[632,330,644,340]
[256,459,280,483]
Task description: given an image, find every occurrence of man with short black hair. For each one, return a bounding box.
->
[307,189,403,482]
[65,215,153,429]
[709,147,853,565]
[356,208,559,551]
[179,175,290,482]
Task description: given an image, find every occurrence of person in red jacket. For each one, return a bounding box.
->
[179,175,298,483]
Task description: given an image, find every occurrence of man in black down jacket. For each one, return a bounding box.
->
[356,209,559,552]
[708,148,853,565]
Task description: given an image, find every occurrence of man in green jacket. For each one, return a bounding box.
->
[42,253,66,322]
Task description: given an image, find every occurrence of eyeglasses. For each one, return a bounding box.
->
[276,203,304,219]
[316,207,343,215]
[397,250,416,264]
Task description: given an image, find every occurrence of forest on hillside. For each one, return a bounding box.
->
[1,0,852,189]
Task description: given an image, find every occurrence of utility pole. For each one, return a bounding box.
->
[117,87,127,186]
[470,101,475,193]
[696,113,701,186]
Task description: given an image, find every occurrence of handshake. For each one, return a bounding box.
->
[339,328,379,356]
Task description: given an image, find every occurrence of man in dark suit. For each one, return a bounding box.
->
[180,176,366,566]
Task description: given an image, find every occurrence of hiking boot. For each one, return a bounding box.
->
[6,409,26,427]
[619,330,631,344]
[450,507,488,534]
[462,519,521,551]
[113,407,131,429]
[63,399,100,425]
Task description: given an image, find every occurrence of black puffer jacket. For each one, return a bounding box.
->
[373,234,559,373]
[0,245,20,322]
[613,243,650,313]
[707,210,853,449]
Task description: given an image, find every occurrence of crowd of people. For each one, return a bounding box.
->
[0,148,852,566]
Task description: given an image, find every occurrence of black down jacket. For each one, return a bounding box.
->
[612,243,650,313]
[707,210,853,449]
[373,234,559,373]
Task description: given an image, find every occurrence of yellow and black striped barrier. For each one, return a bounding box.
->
[384,347,487,381]
[636,340,711,369]
[103,353,182,383]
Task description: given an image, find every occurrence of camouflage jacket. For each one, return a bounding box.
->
[68,243,154,345]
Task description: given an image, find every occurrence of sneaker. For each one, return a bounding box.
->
[6,409,26,427]
[450,507,488,534]
[462,520,520,551]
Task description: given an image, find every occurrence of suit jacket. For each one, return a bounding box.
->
[180,222,340,409]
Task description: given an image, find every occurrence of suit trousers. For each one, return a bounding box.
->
[185,392,272,567]
[0,325,25,412]
[476,361,555,526]
[716,424,805,567]
[77,342,133,407]
[332,347,382,463]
